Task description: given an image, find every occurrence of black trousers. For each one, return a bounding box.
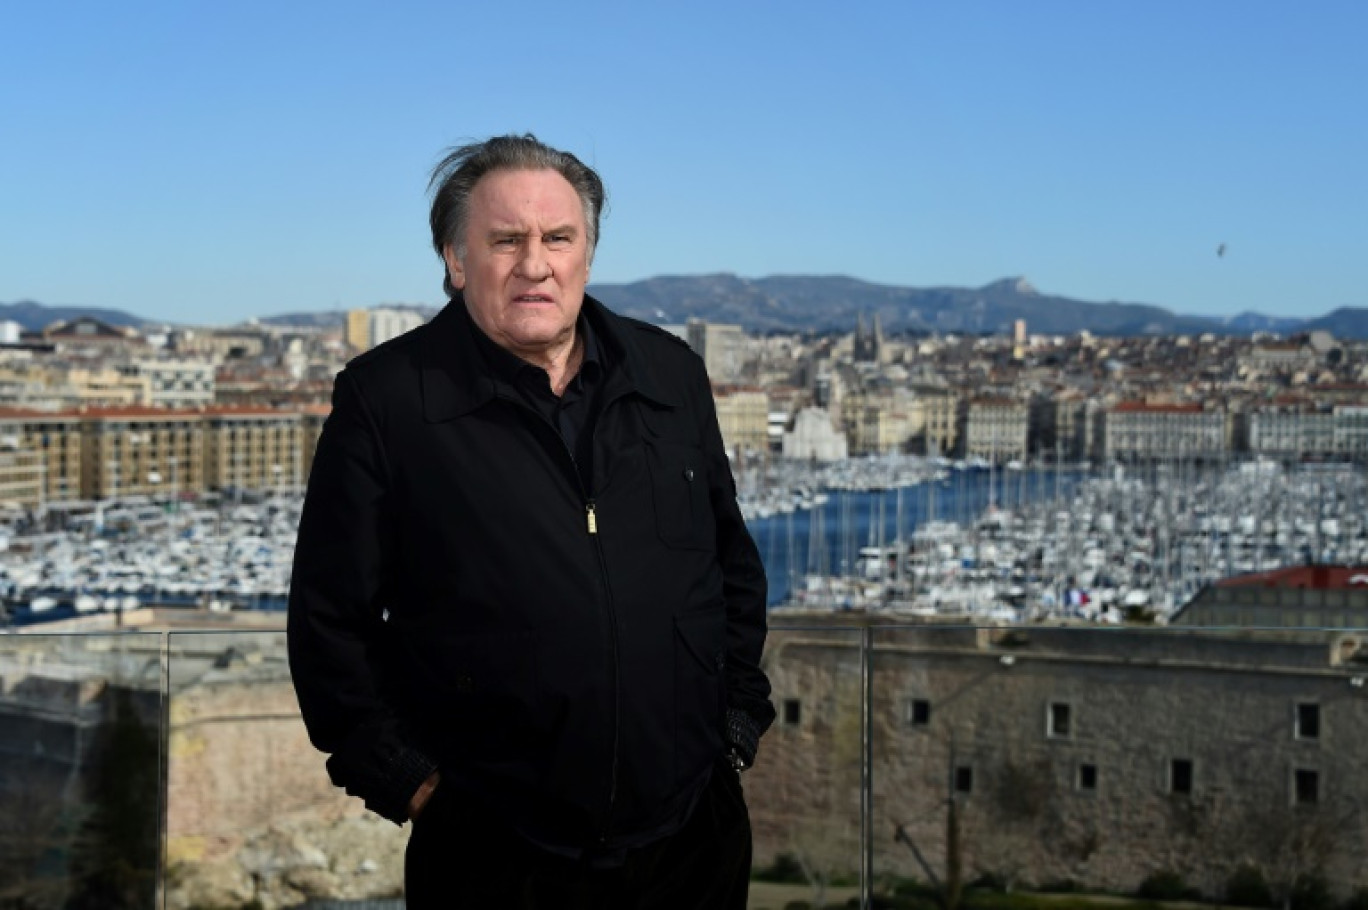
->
[404,764,753,909]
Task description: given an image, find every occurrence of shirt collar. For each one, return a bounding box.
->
[465,310,602,391]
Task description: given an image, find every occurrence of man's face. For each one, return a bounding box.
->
[444,168,591,361]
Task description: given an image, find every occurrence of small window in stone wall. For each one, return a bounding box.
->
[1048,702,1072,738]
[1077,763,1098,791]
[1170,758,1194,795]
[782,698,802,727]
[1296,703,1321,740]
[954,766,973,794]
[1294,768,1320,805]
[908,698,931,726]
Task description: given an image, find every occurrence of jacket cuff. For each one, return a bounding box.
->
[725,707,763,768]
[327,732,439,826]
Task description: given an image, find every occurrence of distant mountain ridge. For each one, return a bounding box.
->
[589,274,1362,338]
[0,299,148,331]
[4,276,1363,338]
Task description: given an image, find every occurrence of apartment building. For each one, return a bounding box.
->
[712,386,770,457]
[204,408,305,494]
[0,409,85,504]
[1104,402,1228,461]
[848,396,920,456]
[1247,402,1337,459]
[345,307,427,353]
[963,398,1030,462]
[686,319,747,383]
[916,388,960,457]
[0,445,44,510]
[115,359,215,408]
[81,408,205,501]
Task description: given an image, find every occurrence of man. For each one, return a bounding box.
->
[288,134,774,908]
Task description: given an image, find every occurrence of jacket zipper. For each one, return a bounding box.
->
[496,391,623,845]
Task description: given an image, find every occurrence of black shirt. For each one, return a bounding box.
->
[465,311,604,489]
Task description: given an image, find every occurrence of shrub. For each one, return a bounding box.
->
[1038,879,1082,894]
[1341,889,1368,910]
[1137,870,1201,902]
[1226,864,1274,908]
[1290,873,1334,910]
[754,852,807,884]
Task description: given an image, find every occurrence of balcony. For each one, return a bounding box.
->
[3,621,1367,909]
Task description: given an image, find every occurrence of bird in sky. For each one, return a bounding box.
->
[1217,243,1227,258]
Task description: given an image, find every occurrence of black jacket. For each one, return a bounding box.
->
[288,294,774,851]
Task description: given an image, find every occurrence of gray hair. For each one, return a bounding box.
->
[428,134,607,297]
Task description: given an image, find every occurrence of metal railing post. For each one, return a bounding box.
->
[861,624,874,909]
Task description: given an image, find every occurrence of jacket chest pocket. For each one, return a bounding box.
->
[644,438,715,551]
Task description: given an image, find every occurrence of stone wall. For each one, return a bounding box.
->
[164,636,407,909]
[745,625,1368,899]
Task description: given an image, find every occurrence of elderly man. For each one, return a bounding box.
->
[288,134,774,908]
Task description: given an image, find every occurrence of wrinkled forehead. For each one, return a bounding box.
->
[469,167,589,229]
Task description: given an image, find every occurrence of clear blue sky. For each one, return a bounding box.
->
[2,1,1363,325]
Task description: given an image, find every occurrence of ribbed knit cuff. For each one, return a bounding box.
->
[725,707,762,769]
[328,737,439,826]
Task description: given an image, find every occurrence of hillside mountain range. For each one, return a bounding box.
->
[4,275,1363,338]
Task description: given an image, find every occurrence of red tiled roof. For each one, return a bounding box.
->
[83,406,202,419]
[1112,401,1205,413]
[1217,565,1368,590]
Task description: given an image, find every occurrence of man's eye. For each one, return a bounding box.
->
[495,237,520,247]
[545,234,571,246]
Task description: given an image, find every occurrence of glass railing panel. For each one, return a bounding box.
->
[871,623,1368,908]
[165,630,407,910]
[0,631,164,909]
[746,623,865,910]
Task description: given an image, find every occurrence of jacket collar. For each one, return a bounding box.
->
[420,292,679,422]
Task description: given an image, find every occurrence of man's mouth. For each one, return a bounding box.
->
[514,294,553,304]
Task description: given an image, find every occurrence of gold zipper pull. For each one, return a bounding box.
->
[586,501,598,535]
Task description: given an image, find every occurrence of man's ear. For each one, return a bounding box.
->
[442,244,465,290]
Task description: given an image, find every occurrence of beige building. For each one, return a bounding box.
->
[849,397,920,456]
[204,408,305,494]
[0,409,85,504]
[918,388,960,457]
[346,309,371,352]
[115,359,216,408]
[81,408,206,501]
[964,398,1030,462]
[686,319,747,383]
[1104,402,1228,461]
[0,446,44,510]
[712,386,769,457]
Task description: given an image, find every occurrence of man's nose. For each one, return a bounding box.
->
[516,241,552,280]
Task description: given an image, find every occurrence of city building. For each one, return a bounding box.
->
[782,408,848,461]
[917,388,960,457]
[686,319,747,383]
[80,408,205,501]
[0,409,85,504]
[712,386,770,458]
[115,359,216,409]
[963,398,1030,462]
[369,307,426,348]
[1172,565,1368,629]
[204,408,305,494]
[1104,402,1229,461]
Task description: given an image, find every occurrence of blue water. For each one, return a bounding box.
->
[745,467,1084,606]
